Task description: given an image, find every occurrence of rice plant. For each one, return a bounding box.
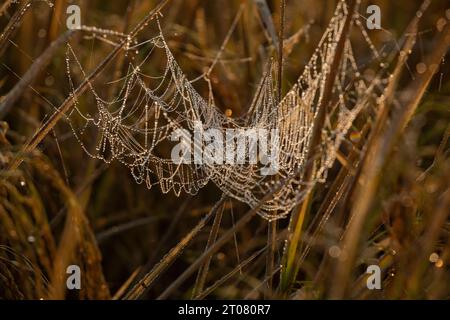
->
[0,0,449,300]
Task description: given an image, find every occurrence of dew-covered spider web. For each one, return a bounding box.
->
[65,1,390,220]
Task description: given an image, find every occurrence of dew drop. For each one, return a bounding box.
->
[435,259,444,268]
[429,252,439,263]
[416,62,427,74]
[328,245,341,258]
[38,28,47,38]
[436,18,447,32]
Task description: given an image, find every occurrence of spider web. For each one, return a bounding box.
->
[65,1,389,220]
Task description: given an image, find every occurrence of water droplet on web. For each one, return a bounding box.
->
[63,1,393,220]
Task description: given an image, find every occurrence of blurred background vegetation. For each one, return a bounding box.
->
[0,0,449,299]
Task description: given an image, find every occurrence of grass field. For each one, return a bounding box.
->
[0,0,449,300]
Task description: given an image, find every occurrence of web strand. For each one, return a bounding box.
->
[65,1,389,220]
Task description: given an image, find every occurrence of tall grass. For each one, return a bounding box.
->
[0,0,449,300]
